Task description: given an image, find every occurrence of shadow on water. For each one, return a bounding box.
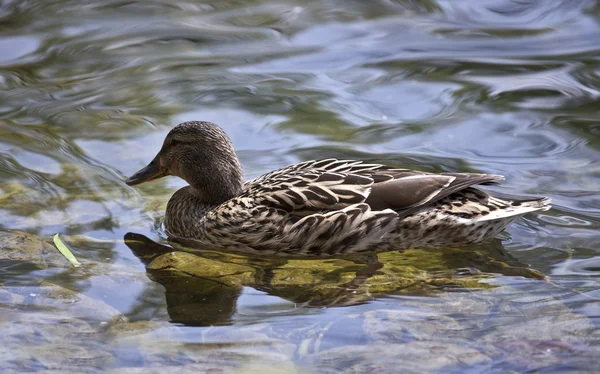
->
[124,232,544,326]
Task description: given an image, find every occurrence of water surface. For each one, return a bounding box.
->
[0,0,599,372]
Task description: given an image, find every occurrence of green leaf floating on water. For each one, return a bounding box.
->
[52,234,81,267]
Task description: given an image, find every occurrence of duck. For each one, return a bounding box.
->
[126,121,551,257]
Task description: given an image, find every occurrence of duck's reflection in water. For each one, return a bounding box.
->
[124,233,544,326]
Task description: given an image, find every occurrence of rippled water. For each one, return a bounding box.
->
[1,0,599,372]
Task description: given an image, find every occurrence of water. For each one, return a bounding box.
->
[0,0,599,372]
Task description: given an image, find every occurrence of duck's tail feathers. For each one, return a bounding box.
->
[522,197,552,211]
[475,196,551,222]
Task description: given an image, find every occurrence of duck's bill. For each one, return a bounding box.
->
[126,158,166,186]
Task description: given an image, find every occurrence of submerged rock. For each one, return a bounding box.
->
[0,281,123,322]
[106,320,297,373]
[121,233,552,327]
[145,251,252,325]
[0,230,70,270]
[361,285,600,372]
[0,311,114,372]
[305,342,493,373]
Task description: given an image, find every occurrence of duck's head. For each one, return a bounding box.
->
[126,121,243,203]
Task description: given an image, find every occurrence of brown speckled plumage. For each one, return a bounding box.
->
[126,121,551,257]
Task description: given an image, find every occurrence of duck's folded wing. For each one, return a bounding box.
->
[364,171,504,213]
[243,158,503,215]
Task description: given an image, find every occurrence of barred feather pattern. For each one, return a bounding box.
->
[165,159,550,256]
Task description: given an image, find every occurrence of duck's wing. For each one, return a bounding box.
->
[362,169,504,215]
[244,159,504,215]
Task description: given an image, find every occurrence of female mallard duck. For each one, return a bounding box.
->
[126,121,551,256]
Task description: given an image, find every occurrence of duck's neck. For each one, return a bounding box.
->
[165,176,244,238]
[164,186,216,238]
[178,153,244,206]
[187,178,243,205]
